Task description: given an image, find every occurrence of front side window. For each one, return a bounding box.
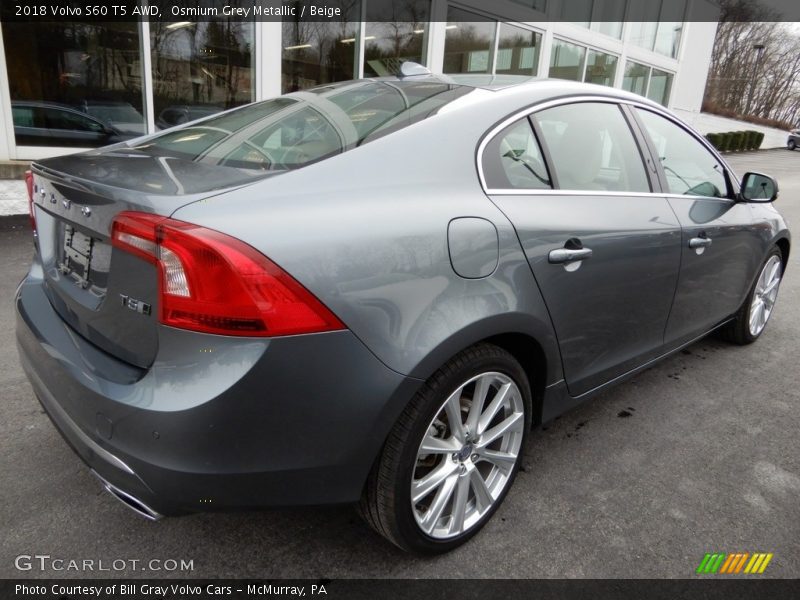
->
[636,109,728,198]
[533,102,650,192]
[482,119,551,190]
[42,108,106,132]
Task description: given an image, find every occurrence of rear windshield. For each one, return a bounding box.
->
[128,81,472,173]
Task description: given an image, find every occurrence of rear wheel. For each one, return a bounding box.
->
[789,139,797,151]
[360,344,531,553]
[720,248,783,345]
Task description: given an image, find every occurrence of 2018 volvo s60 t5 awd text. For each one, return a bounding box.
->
[16,66,790,553]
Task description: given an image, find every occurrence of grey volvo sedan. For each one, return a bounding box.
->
[16,67,790,553]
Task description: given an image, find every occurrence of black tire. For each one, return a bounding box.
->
[359,343,532,554]
[719,247,783,345]
[789,140,796,151]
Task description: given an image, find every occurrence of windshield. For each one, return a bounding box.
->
[127,81,473,173]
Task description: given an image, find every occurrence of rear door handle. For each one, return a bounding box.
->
[548,247,593,264]
[688,236,713,249]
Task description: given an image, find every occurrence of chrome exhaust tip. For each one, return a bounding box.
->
[91,470,163,521]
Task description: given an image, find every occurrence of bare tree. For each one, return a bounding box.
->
[703,0,800,129]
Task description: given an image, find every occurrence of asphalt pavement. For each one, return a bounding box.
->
[1,150,798,579]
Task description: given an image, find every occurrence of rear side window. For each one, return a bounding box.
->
[533,102,650,193]
[482,118,551,190]
[635,108,729,198]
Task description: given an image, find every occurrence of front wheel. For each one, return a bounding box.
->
[720,248,783,344]
[789,139,797,151]
[360,344,531,553]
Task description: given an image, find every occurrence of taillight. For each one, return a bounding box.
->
[111,211,345,337]
[24,170,35,232]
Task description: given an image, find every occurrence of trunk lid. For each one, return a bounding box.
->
[30,149,270,368]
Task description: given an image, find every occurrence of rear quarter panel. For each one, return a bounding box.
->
[171,91,565,387]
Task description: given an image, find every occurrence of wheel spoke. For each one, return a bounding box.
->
[477,382,512,435]
[478,411,523,448]
[412,460,458,503]
[465,376,491,438]
[448,473,471,535]
[478,448,517,473]
[443,387,467,443]
[420,472,458,534]
[419,435,461,455]
[750,299,763,332]
[766,261,781,287]
[762,276,780,296]
[470,469,494,511]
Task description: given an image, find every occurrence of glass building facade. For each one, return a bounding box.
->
[0,0,707,160]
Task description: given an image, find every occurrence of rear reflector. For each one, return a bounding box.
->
[24,170,35,232]
[111,212,345,337]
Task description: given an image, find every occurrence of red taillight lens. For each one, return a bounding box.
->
[24,170,35,231]
[111,211,345,337]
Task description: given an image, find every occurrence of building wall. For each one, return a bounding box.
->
[0,0,719,161]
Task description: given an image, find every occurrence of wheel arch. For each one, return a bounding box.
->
[775,236,790,272]
[406,315,562,426]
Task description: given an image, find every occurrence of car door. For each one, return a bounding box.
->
[484,100,682,396]
[41,106,112,147]
[12,105,50,145]
[632,107,765,348]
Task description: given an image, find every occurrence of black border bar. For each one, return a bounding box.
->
[4,579,800,600]
[2,0,800,23]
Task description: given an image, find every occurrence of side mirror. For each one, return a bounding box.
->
[739,172,778,203]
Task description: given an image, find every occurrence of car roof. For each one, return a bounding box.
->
[359,73,664,108]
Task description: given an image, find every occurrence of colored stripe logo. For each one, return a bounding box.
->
[696,552,773,574]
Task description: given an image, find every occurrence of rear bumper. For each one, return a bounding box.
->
[16,267,422,516]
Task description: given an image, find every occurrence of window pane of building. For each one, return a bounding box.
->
[584,50,617,87]
[647,69,673,105]
[654,0,685,58]
[562,0,593,23]
[508,0,548,12]
[443,7,496,74]
[363,0,431,77]
[282,1,361,92]
[622,61,650,96]
[496,23,541,76]
[2,22,145,146]
[627,0,660,51]
[150,19,254,128]
[590,22,623,39]
[549,40,586,81]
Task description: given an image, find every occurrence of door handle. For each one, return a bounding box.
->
[548,247,593,264]
[688,236,713,249]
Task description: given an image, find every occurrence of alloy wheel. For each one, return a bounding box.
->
[749,255,782,337]
[410,372,525,539]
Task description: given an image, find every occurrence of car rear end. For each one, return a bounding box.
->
[15,78,489,518]
[15,147,418,518]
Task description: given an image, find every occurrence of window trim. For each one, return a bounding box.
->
[476,94,737,197]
